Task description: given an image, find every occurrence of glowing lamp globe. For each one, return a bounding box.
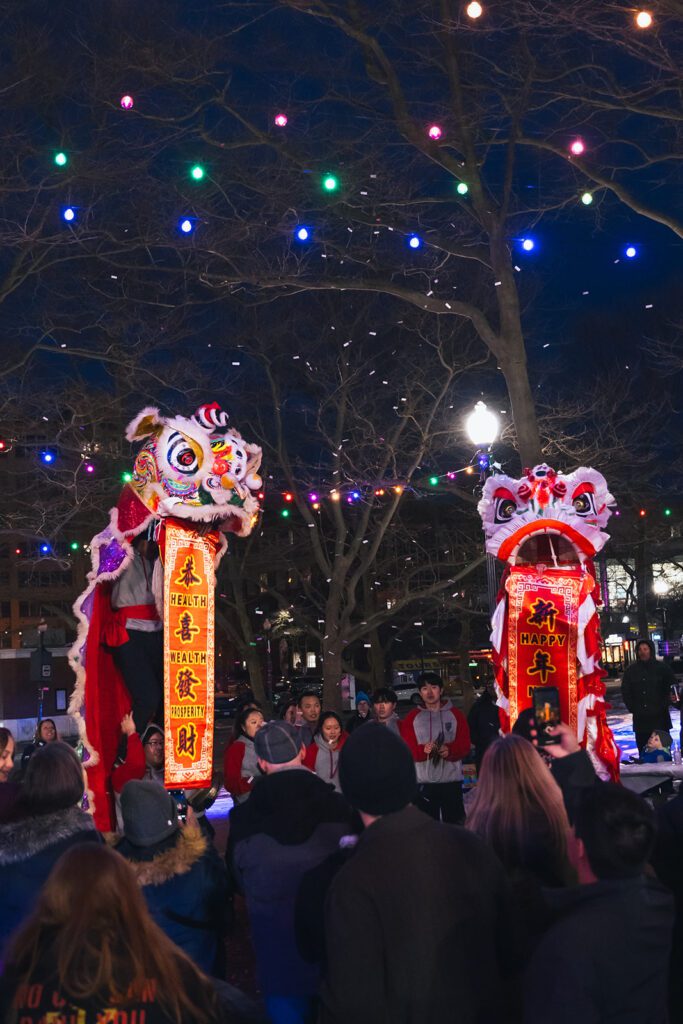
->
[456,182,469,195]
[408,235,422,249]
[625,245,637,259]
[54,151,67,167]
[274,113,288,127]
[581,192,594,206]
[62,207,76,222]
[653,579,670,596]
[465,401,500,447]
[179,218,193,234]
[295,226,310,241]
[466,2,483,18]
[570,139,585,156]
[635,10,652,28]
[428,124,443,140]
[120,95,134,110]
[521,238,535,252]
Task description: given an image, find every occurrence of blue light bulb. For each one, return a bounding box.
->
[625,245,637,259]
[62,207,76,222]
[179,218,193,234]
[408,235,422,249]
[296,226,310,241]
[41,451,54,464]
[521,238,535,252]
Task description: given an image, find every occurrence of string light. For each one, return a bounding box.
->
[85,464,95,474]
[41,451,55,464]
[284,492,294,502]
[625,245,637,259]
[120,95,134,110]
[521,238,535,252]
[408,235,422,249]
[295,226,310,242]
[179,218,194,234]
[393,485,404,495]
[581,192,594,205]
[456,182,469,195]
[570,139,585,156]
[54,151,68,167]
[466,1,483,17]
[427,125,443,140]
[322,174,339,192]
[312,502,321,510]
[281,508,290,518]
[62,207,76,222]
[308,492,319,502]
[635,10,653,28]
[664,508,672,517]
[429,476,439,486]
[190,164,205,181]
[40,543,51,554]
[121,471,133,483]
[70,541,79,551]
[274,113,288,127]
[639,509,647,517]
[330,490,341,502]
[374,488,386,496]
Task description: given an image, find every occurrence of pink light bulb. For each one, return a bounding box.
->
[570,139,585,156]
[120,95,134,110]
[428,124,443,140]
[85,464,95,474]
[274,113,288,127]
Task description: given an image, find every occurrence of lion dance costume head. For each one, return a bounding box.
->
[478,464,620,780]
[69,403,263,828]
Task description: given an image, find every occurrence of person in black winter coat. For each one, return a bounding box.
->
[228,721,358,1024]
[524,783,674,1024]
[0,742,100,961]
[621,638,676,752]
[650,786,683,1019]
[321,724,519,1024]
[467,682,503,769]
[116,779,231,977]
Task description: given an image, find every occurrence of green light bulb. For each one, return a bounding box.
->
[322,174,339,192]
[456,182,469,195]
[664,508,672,517]
[190,164,205,181]
[54,152,68,167]
[429,476,439,486]
[70,541,79,551]
[122,471,133,483]
[281,508,290,518]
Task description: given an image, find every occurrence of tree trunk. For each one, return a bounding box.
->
[322,645,344,711]
[499,352,542,468]
[244,648,269,712]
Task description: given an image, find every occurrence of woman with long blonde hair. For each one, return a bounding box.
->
[0,843,222,1024]
[466,733,573,889]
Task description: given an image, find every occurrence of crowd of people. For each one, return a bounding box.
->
[0,665,681,1023]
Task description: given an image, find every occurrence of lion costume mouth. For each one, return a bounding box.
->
[478,463,614,566]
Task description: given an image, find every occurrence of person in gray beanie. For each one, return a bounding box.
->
[228,721,358,1024]
[320,724,516,1024]
[115,779,230,976]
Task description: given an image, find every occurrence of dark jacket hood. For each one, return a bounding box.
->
[115,819,207,886]
[0,806,96,866]
[635,638,656,659]
[230,767,355,846]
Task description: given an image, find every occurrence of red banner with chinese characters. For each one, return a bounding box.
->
[162,520,219,789]
[506,566,583,731]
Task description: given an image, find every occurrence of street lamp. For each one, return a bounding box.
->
[465,401,501,617]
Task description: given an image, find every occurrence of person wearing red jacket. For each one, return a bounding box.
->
[400,672,470,824]
[302,712,348,792]
[223,706,265,804]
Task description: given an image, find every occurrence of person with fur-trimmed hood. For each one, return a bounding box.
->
[400,671,470,824]
[116,779,231,977]
[0,742,101,962]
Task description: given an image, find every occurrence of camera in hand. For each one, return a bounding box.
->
[532,686,561,746]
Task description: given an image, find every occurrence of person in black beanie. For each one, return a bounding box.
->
[320,723,518,1024]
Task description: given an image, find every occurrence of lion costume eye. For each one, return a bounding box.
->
[167,432,200,475]
[494,497,517,523]
[573,492,595,516]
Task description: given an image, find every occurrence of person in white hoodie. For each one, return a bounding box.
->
[399,672,470,824]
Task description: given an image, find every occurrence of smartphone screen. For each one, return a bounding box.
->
[532,686,561,746]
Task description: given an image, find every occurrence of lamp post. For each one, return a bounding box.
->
[465,401,501,617]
